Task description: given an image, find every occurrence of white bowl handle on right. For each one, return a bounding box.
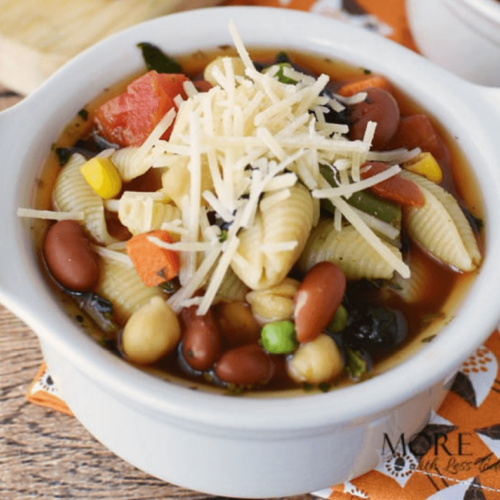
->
[476,86,500,122]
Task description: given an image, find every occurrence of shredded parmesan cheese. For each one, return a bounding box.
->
[93,246,134,267]
[17,208,85,221]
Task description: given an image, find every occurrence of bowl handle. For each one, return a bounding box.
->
[0,103,34,307]
[476,86,500,119]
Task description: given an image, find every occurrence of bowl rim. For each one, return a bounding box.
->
[3,5,500,432]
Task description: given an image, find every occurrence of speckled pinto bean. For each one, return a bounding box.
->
[215,344,274,386]
[294,262,346,343]
[349,87,400,149]
[43,220,100,292]
[181,306,222,371]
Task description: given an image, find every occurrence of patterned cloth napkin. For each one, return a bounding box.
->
[26,0,500,498]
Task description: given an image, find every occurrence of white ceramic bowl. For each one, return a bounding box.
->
[2,6,500,498]
[406,0,500,86]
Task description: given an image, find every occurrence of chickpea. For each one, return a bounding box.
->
[121,296,181,365]
[216,301,261,347]
[287,334,344,385]
[203,56,246,86]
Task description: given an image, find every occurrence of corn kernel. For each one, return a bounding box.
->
[80,157,122,199]
[403,152,443,183]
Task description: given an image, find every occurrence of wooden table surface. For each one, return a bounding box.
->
[0,88,316,500]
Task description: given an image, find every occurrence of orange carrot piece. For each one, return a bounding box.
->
[361,161,425,208]
[336,75,391,97]
[126,230,180,287]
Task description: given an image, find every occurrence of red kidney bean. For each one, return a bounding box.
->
[349,87,400,150]
[294,262,346,343]
[181,306,222,372]
[43,220,100,292]
[215,344,274,386]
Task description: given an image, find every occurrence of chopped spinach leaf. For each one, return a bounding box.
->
[78,108,89,121]
[55,147,73,166]
[345,347,370,381]
[137,42,182,74]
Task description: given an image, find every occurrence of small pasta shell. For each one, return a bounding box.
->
[111,147,152,182]
[212,267,250,304]
[118,192,181,235]
[53,153,116,245]
[96,256,164,325]
[204,56,246,86]
[246,277,300,324]
[231,184,314,290]
[391,252,431,303]
[401,170,481,272]
[161,157,214,208]
[298,219,402,280]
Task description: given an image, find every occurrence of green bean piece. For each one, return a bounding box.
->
[319,164,402,227]
[261,320,298,354]
[327,304,349,333]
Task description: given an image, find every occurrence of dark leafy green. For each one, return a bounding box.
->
[345,347,370,381]
[137,42,182,74]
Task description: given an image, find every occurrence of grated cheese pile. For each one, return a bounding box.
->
[19,20,417,315]
[126,20,412,315]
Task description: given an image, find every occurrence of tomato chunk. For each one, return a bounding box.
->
[387,114,451,171]
[94,70,188,147]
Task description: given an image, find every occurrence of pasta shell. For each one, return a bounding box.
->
[53,153,117,245]
[298,219,403,280]
[401,170,481,272]
[118,192,181,235]
[95,256,164,325]
[391,252,431,303]
[231,184,314,290]
[161,157,214,208]
[214,267,250,304]
[246,277,299,324]
[111,147,152,182]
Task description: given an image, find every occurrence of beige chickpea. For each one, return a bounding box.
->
[287,334,344,385]
[246,277,300,324]
[121,296,181,365]
[203,56,246,86]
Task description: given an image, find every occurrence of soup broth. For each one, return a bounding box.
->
[32,44,484,395]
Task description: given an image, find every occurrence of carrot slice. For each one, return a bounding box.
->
[94,70,188,147]
[361,161,425,208]
[126,230,180,287]
[336,75,391,97]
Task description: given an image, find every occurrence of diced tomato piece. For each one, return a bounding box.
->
[94,70,189,147]
[361,161,425,208]
[387,114,451,170]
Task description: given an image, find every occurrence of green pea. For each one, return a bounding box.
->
[327,304,349,334]
[261,320,297,354]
